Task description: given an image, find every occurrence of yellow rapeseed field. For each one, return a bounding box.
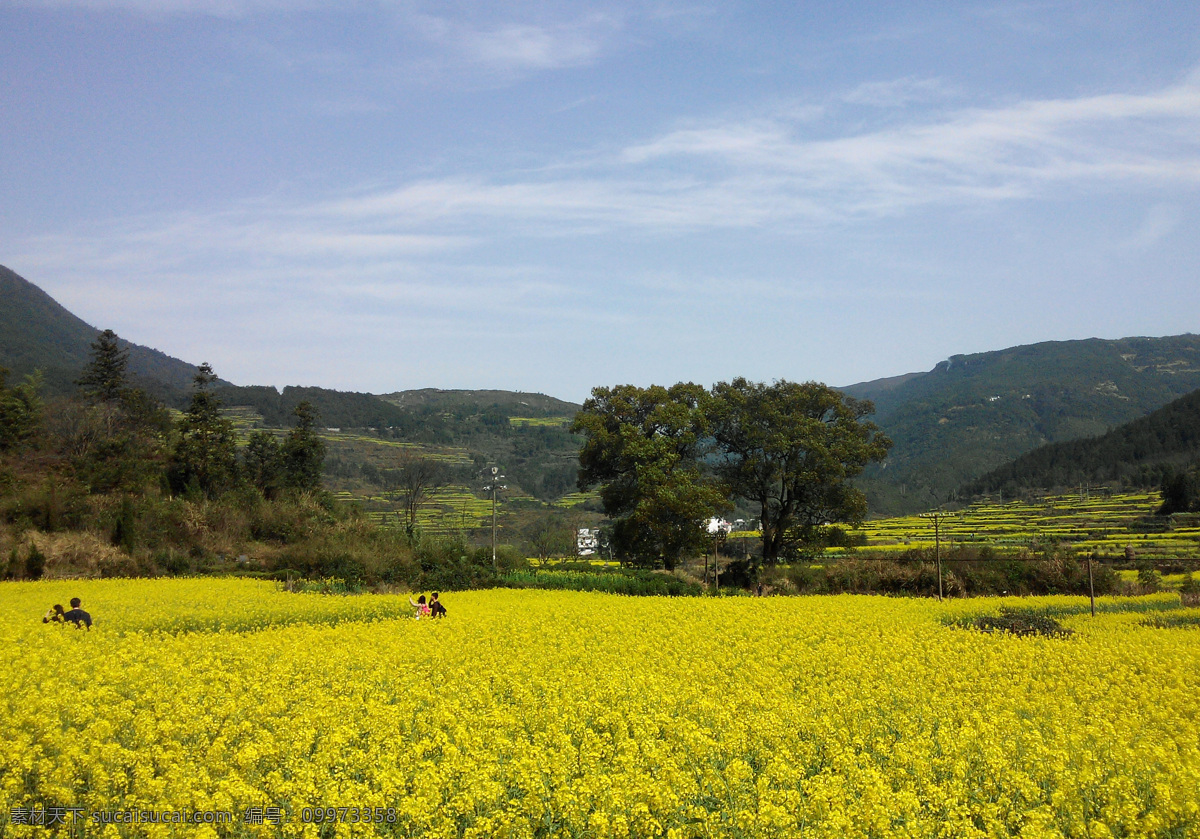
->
[2,579,1199,838]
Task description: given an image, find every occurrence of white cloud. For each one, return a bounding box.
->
[12,75,1200,362]
[842,77,959,108]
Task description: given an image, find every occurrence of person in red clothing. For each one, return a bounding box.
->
[408,594,430,620]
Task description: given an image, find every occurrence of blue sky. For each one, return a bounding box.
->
[3,1,1199,401]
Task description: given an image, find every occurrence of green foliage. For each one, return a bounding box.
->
[280,401,325,491]
[112,495,138,554]
[76,329,130,404]
[502,568,704,596]
[410,536,513,591]
[849,335,1200,515]
[0,368,43,451]
[1137,562,1163,591]
[573,383,727,570]
[243,431,284,496]
[24,542,46,580]
[169,364,238,498]
[1159,467,1200,515]
[54,331,173,494]
[710,377,891,561]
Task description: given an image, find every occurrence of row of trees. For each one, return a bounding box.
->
[572,378,892,568]
[172,362,324,499]
[10,329,325,501]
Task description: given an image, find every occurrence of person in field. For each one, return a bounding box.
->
[408,594,430,620]
[43,604,66,624]
[429,592,447,618]
[63,597,92,630]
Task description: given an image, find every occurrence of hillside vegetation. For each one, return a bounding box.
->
[844,335,1200,513]
[0,264,203,400]
[963,387,1200,498]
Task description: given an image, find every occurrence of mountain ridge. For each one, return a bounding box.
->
[0,264,204,399]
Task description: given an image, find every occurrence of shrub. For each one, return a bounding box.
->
[1137,562,1162,592]
[24,542,45,579]
[965,608,1073,638]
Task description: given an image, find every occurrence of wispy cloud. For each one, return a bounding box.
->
[12,75,1200,367]
[413,12,621,72]
[16,77,1200,265]
[842,77,959,108]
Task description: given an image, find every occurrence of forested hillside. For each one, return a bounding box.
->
[0,264,205,400]
[962,387,1200,498]
[844,336,1200,514]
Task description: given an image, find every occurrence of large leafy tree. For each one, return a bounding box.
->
[709,378,891,561]
[572,383,726,570]
[169,363,238,498]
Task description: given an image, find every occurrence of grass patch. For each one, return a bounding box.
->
[502,568,703,597]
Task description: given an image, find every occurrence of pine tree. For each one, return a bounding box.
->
[168,363,238,498]
[77,329,130,403]
[281,400,325,491]
[0,368,43,451]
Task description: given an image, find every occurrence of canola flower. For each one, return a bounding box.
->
[2,579,1199,838]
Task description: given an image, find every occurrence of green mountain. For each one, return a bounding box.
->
[961,386,1200,497]
[0,264,203,400]
[381,388,580,417]
[842,335,1200,514]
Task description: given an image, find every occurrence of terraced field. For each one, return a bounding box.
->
[551,490,599,508]
[850,492,1200,560]
[508,416,572,428]
[319,432,475,465]
[334,484,543,537]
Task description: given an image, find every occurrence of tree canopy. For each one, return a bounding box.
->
[168,363,238,498]
[572,378,891,566]
[572,383,727,570]
[709,378,891,561]
[76,329,130,404]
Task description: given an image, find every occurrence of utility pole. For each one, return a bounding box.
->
[484,466,505,572]
[1086,552,1096,617]
[919,511,955,601]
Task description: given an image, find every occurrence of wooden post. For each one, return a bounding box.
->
[919,511,954,602]
[1087,553,1096,617]
[935,518,943,601]
[713,535,720,590]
